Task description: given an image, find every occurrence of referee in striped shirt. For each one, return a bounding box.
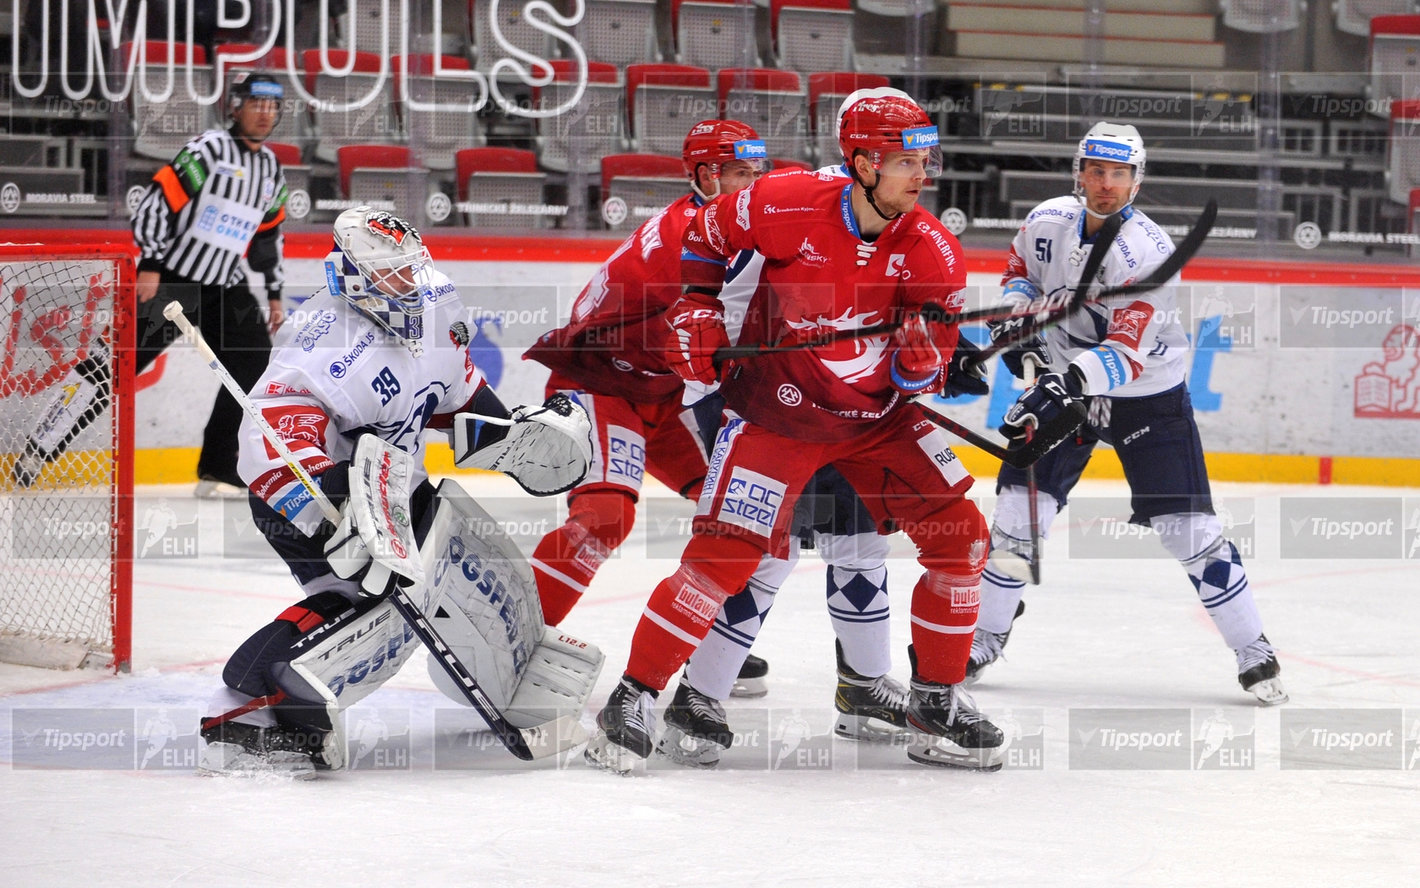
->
[13,73,290,495]
[130,71,290,496]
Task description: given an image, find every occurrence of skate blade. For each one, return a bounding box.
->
[834,712,910,743]
[655,724,723,768]
[1246,677,1289,706]
[197,741,317,780]
[583,730,647,775]
[905,735,1004,772]
[729,677,768,699]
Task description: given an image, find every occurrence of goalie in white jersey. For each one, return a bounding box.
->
[198,208,597,777]
[970,123,1287,705]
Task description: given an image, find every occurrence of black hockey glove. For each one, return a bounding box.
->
[941,336,989,398]
[999,367,1088,449]
[987,317,1051,381]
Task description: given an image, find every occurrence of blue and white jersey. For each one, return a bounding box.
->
[237,269,487,534]
[1005,196,1189,398]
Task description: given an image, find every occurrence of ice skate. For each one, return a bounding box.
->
[657,678,734,768]
[833,640,910,741]
[730,653,769,698]
[905,648,1004,771]
[1235,634,1288,705]
[584,676,658,774]
[194,471,247,499]
[964,601,1024,684]
[197,719,328,780]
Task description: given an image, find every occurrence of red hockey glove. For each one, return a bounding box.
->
[890,315,946,394]
[666,294,730,385]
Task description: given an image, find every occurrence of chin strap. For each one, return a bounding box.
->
[855,166,902,222]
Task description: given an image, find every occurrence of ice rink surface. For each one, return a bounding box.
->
[2,474,1418,887]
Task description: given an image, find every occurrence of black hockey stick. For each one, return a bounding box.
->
[164,302,538,763]
[968,200,1217,370]
[917,201,1216,468]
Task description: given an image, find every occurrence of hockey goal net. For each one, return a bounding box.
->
[0,242,134,671]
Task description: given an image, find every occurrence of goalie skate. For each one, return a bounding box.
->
[584,677,658,775]
[197,720,328,780]
[1236,634,1288,706]
[657,679,733,768]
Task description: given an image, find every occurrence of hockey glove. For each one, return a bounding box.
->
[988,278,1052,380]
[323,503,409,598]
[889,315,945,394]
[454,392,593,496]
[999,366,1088,449]
[666,293,730,385]
[941,336,990,398]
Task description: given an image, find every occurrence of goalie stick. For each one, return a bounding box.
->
[162,301,541,762]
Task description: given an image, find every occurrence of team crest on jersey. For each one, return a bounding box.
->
[448,320,471,346]
[367,212,414,245]
[777,384,802,406]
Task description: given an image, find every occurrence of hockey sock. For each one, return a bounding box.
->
[626,537,762,691]
[1183,537,1264,649]
[826,565,891,676]
[685,576,778,699]
[977,563,1028,634]
[909,571,981,685]
[530,490,634,625]
[818,531,893,677]
[1153,514,1264,650]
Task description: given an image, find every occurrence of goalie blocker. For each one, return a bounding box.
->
[202,477,603,776]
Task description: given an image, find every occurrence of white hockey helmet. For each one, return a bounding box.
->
[1073,121,1146,209]
[325,207,433,355]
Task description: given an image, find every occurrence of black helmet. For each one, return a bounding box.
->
[228,71,284,117]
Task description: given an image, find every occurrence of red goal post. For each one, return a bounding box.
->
[0,241,135,671]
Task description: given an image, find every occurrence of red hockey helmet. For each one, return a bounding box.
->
[682,119,769,189]
[838,94,941,177]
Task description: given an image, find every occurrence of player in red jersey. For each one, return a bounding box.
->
[585,93,1006,773]
[522,119,768,629]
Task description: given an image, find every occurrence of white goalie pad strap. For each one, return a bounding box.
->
[348,435,425,586]
[453,393,593,497]
[421,480,546,712]
[502,628,604,731]
[285,599,421,770]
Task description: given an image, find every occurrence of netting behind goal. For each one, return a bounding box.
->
[0,243,134,671]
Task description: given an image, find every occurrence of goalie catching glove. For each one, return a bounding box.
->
[454,392,592,496]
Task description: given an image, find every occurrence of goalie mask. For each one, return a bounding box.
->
[1073,121,1146,213]
[325,207,433,356]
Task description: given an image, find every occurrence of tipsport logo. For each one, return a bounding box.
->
[901,126,940,149]
[1281,709,1402,770]
[1069,709,1192,770]
[1082,139,1133,162]
[11,708,196,770]
[733,139,768,160]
